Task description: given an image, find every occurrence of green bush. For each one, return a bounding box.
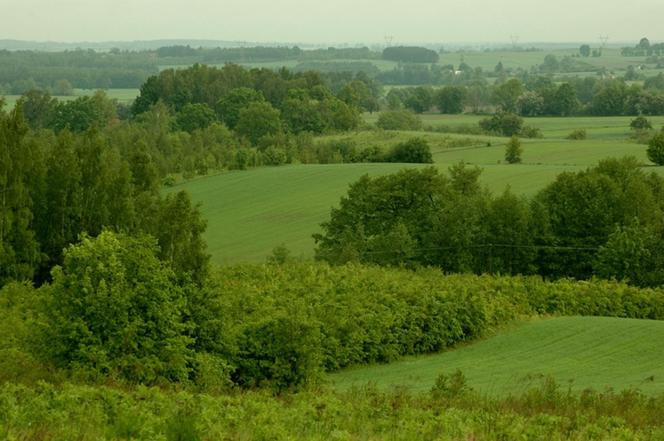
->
[41,231,194,384]
[479,112,524,136]
[567,128,587,140]
[386,137,433,163]
[647,132,664,165]
[375,110,422,131]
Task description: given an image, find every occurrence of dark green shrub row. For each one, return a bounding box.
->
[196,264,664,387]
[4,259,664,389]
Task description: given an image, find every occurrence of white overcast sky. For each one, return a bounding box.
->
[2,0,663,44]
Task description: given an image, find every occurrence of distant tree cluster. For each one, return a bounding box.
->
[386,75,664,117]
[132,64,363,140]
[382,46,440,63]
[315,158,664,286]
[0,49,157,92]
[621,38,664,57]
[0,105,209,286]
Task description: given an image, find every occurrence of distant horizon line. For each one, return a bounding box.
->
[0,37,646,48]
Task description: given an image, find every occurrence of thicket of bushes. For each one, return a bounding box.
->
[4,255,664,390]
[2,379,664,440]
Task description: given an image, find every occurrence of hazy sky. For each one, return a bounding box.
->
[3,0,663,44]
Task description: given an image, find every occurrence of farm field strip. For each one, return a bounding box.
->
[330,316,664,396]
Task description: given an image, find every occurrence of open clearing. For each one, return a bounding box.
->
[330,316,664,396]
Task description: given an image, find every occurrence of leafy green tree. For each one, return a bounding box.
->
[176,103,216,133]
[550,83,578,116]
[404,86,434,114]
[51,91,117,132]
[540,54,560,73]
[146,191,209,285]
[387,138,433,163]
[630,116,653,131]
[16,90,58,129]
[579,44,591,57]
[337,80,379,112]
[504,136,522,164]
[233,315,322,390]
[235,101,282,145]
[492,79,523,112]
[42,231,194,383]
[215,87,265,129]
[479,112,524,136]
[517,91,544,116]
[535,157,664,279]
[436,86,467,114]
[591,80,627,116]
[480,189,536,274]
[314,168,450,265]
[0,107,42,285]
[647,132,664,165]
[594,221,664,287]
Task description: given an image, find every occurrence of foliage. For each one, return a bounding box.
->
[595,221,664,286]
[41,231,194,383]
[504,135,522,163]
[567,129,587,140]
[631,115,653,130]
[385,137,433,163]
[647,132,664,165]
[436,86,467,114]
[235,101,282,145]
[479,112,524,136]
[3,379,664,440]
[175,103,216,133]
[382,46,439,63]
[375,110,422,131]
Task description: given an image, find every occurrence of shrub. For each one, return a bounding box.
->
[630,116,653,131]
[376,110,422,131]
[233,315,322,390]
[386,137,433,163]
[41,231,194,384]
[519,125,543,138]
[567,129,587,140]
[505,136,523,164]
[479,112,523,136]
[647,132,664,165]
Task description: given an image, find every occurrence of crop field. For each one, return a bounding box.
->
[330,316,664,396]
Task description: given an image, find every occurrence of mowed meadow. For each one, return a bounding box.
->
[175,113,664,264]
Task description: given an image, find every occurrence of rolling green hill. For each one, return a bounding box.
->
[177,114,663,263]
[330,316,664,396]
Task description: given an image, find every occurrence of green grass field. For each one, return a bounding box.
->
[1,88,139,109]
[177,114,664,263]
[171,163,417,264]
[330,316,664,396]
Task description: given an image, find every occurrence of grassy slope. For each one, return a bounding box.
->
[171,163,418,264]
[178,114,664,263]
[330,316,664,396]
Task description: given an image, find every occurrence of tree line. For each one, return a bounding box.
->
[314,158,664,287]
[385,74,664,116]
[0,105,208,286]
